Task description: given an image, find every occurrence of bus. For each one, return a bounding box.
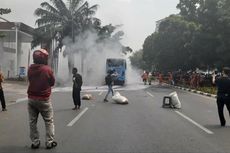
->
[106,58,127,85]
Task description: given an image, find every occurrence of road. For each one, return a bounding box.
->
[0,83,230,153]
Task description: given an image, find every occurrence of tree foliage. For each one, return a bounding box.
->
[32,0,100,74]
[33,0,131,75]
[0,8,11,15]
[140,0,230,72]
[32,0,99,49]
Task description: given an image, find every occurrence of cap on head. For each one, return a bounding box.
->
[33,49,49,64]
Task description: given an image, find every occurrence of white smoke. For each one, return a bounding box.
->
[57,29,140,86]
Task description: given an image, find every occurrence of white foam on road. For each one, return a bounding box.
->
[53,83,150,93]
[10,83,150,106]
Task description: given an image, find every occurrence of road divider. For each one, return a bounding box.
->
[67,107,89,127]
[172,85,217,98]
[175,110,214,135]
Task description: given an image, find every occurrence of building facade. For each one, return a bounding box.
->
[0,22,33,78]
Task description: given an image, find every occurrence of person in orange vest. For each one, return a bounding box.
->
[158,72,163,85]
[141,71,148,85]
[148,72,153,85]
[168,72,174,85]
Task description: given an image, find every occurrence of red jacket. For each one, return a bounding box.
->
[27,64,55,101]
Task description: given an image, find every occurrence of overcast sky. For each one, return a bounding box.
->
[1,0,179,50]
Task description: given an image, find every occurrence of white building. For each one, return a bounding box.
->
[0,22,33,78]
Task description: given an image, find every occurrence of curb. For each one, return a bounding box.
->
[173,85,217,98]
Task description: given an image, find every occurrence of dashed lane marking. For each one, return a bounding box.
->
[175,110,214,135]
[146,92,154,98]
[67,107,89,127]
[99,91,104,96]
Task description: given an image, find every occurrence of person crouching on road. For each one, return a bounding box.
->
[104,70,116,102]
[72,67,83,110]
[27,49,57,149]
[213,67,230,127]
[0,71,7,111]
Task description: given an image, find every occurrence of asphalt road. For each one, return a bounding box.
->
[0,83,230,153]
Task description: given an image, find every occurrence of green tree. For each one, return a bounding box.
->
[176,0,200,22]
[177,0,230,69]
[33,0,98,74]
[143,15,199,71]
[0,8,11,15]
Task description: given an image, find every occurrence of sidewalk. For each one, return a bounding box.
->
[2,80,28,105]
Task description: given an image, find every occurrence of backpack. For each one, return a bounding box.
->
[105,75,112,85]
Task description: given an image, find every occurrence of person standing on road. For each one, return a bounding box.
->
[72,67,83,110]
[158,72,163,85]
[141,71,148,85]
[104,70,116,102]
[27,49,57,149]
[213,67,230,127]
[0,71,7,111]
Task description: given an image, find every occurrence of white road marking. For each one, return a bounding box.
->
[67,107,89,127]
[175,111,214,134]
[99,91,104,95]
[147,92,154,98]
[7,97,28,106]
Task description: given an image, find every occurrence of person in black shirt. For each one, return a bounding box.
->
[213,67,230,126]
[72,68,83,110]
[104,70,115,102]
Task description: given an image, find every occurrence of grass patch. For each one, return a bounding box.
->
[196,86,217,95]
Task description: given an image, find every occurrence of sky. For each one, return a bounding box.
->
[0,0,180,50]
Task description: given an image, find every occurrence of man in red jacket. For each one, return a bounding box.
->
[0,71,7,111]
[27,49,57,149]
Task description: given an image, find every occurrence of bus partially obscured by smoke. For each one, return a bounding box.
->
[106,58,126,86]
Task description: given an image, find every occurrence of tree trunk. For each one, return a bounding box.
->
[68,53,74,78]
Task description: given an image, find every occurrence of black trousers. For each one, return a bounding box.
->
[216,96,230,125]
[72,88,81,107]
[0,89,6,109]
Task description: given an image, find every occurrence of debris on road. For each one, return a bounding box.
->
[112,92,128,105]
[82,94,93,100]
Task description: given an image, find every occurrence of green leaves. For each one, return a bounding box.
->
[142,15,199,71]
[0,8,11,15]
[33,0,99,48]
[141,0,230,72]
